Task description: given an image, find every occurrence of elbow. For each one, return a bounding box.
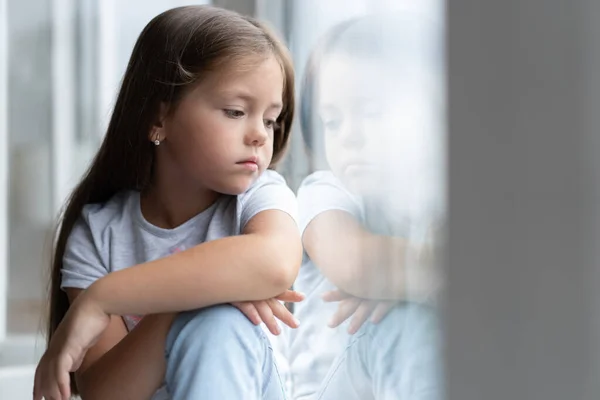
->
[267,237,303,293]
[318,259,381,299]
[330,260,405,300]
[331,269,369,298]
[273,262,300,292]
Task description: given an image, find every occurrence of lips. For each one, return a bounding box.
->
[237,156,258,165]
[342,159,376,174]
[237,156,259,172]
[239,156,258,164]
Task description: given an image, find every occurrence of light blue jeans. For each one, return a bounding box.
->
[164,304,287,400]
[317,304,443,400]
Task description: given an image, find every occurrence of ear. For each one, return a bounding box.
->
[148,102,169,144]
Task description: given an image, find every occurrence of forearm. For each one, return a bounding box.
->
[87,233,301,316]
[325,232,439,301]
[321,233,407,300]
[77,314,175,400]
[304,211,419,300]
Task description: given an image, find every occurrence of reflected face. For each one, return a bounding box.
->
[317,54,439,200]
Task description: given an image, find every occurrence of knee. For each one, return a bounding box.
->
[167,304,264,353]
[346,304,442,387]
[357,303,440,346]
[181,304,255,329]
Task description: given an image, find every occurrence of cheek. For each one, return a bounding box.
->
[324,136,342,169]
[165,122,228,176]
[171,130,210,161]
[263,137,275,160]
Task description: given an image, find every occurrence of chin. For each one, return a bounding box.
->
[215,176,256,196]
[342,174,381,197]
[349,182,380,197]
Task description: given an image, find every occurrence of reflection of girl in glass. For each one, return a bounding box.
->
[289,11,445,400]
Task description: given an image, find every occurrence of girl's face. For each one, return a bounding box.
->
[317,54,441,204]
[154,56,284,195]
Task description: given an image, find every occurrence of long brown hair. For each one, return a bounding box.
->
[47,5,294,393]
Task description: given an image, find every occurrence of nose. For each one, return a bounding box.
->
[245,120,269,147]
[339,118,366,149]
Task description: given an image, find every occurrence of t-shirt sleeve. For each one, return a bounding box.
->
[60,212,108,290]
[239,170,299,231]
[297,171,362,235]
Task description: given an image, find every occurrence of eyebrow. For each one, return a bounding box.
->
[219,90,283,111]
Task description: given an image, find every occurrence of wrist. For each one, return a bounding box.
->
[81,279,110,316]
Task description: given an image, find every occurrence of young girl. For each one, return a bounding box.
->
[34,5,303,400]
[288,10,444,400]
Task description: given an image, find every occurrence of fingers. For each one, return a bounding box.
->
[33,368,65,400]
[232,302,262,325]
[254,301,281,335]
[275,290,305,303]
[328,297,361,328]
[34,356,59,400]
[348,300,377,334]
[370,301,396,324]
[268,298,300,329]
[58,370,71,400]
[47,388,63,400]
[57,355,72,400]
[34,346,77,400]
[321,289,350,302]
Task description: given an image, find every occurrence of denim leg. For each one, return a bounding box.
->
[317,304,443,400]
[164,304,287,400]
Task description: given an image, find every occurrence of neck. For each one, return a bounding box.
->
[141,159,220,230]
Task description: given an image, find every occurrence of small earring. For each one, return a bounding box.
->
[153,132,161,146]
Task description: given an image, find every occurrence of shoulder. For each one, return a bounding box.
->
[297,170,363,232]
[68,191,137,254]
[237,169,297,228]
[298,170,346,193]
[78,190,136,234]
[238,169,293,204]
[61,191,135,287]
[246,169,288,191]
[297,170,360,209]
[65,190,137,262]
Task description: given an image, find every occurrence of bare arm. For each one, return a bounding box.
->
[303,210,433,300]
[66,289,173,400]
[84,210,302,316]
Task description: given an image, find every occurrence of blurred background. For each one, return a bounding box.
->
[1,0,599,399]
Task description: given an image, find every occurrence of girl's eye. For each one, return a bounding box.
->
[323,118,342,132]
[224,109,245,118]
[319,109,343,133]
[264,119,279,130]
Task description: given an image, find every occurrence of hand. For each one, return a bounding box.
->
[322,289,398,334]
[33,293,110,400]
[232,290,304,335]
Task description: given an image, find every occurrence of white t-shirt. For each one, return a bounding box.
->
[286,171,364,400]
[60,169,298,400]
